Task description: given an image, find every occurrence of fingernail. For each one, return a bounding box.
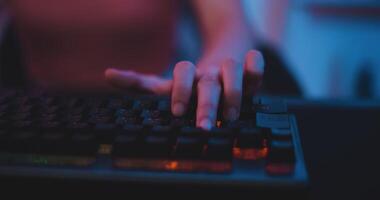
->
[199,118,212,130]
[226,107,238,121]
[173,103,186,116]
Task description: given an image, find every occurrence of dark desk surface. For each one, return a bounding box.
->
[287,99,380,200]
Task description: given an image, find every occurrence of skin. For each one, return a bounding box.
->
[6,0,265,130]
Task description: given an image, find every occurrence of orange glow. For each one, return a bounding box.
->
[233,147,269,160]
[113,158,232,173]
[216,120,222,128]
[98,144,112,155]
[265,163,294,175]
[165,161,179,171]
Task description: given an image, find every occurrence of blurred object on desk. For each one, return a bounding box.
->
[244,0,380,98]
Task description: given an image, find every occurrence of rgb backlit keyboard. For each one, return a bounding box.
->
[0,90,308,191]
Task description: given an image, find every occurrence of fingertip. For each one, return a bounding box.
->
[104,68,117,78]
[245,50,265,74]
[105,68,127,82]
[199,118,212,130]
[173,61,196,76]
[172,102,186,117]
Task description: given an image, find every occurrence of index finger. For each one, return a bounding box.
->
[196,70,221,130]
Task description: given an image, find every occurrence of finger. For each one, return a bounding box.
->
[171,61,196,116]
[196,69,221,130]
[221,59,243,121]
[105,68,172,95]
[243,50,265,95]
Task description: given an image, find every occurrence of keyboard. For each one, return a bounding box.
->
[0,89,308,197]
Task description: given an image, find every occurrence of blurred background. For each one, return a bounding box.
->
[243,0,380,99]
[0,0,380,99]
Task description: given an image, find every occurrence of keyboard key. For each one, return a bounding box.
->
[140,99,157,110]
[122,125,143,134]
[268,140,295,163]
[112,134,141,157]
[174,137,204,159]
[40,121,61,130]
[39,132,67,155]
[256,113,290,129]
[157,100,170,112]
[0,130,10,152]
[254,97,287,114]
[142,135,173,157]
[236,128,264,149]
[94,123,119,144]
[7,131,39,154]
[66,122,91,131]
[174,127,206,159]
[151,125,173,136]
[69,134,99,156]
[205,137,233,160]
[234,128,268,160]
[270,128,292,141]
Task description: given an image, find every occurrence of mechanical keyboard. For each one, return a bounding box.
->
[0,89,308,197]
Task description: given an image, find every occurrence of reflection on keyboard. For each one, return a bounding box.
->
[0,89,308,190]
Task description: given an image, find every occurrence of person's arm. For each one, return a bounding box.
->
[193,0,253,66]
[189,0,263,128]
[105,0,264,130]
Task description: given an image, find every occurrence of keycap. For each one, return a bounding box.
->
[139,126,175,157]
[39,132,67,155]
[10,112,31,121]
[122,125,143,134]
[6,131,39,154]
[140,99,158,110]
[174,127,206,159]
[236,128,264,149]
[68,133,99,156]
[142,118,161,127]
[224,120,255,130]
[0,130,10,152]
[205,136,233,160]
[40,121,61,130]
[112,134,141,157]
[106,98,123,109]
[12,120,34,129]
[157,100,170,112]
[240,97,256,119]
[151,125,174,136]
[142,135,173,157]
[66,122,91,131]
[256,113,290,129]
[270,128,292,140]
[94,123,119,144]
[254,97,287,114]
[268,140,295,163]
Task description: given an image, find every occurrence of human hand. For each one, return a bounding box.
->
[105,50,264,130]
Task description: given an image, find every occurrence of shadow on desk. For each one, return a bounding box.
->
[289,99,380,200]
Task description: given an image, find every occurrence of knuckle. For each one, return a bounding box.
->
[198,73,219,85]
